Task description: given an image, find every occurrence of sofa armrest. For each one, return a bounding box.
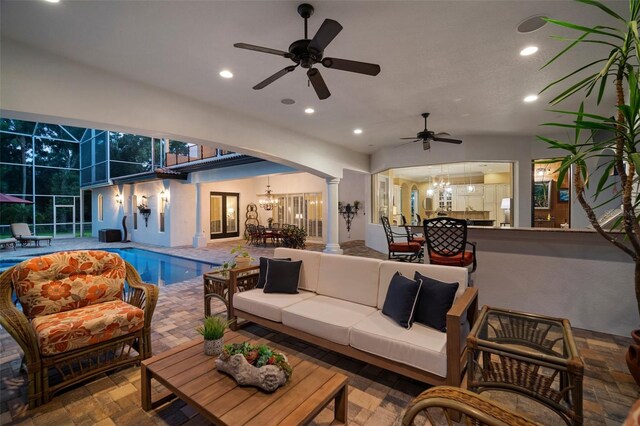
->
[0,268,41,367]
[228,266,260,330]
[123,262,159,332]
[445,287,479,386]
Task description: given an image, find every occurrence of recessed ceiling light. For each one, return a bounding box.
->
[219,70,233,79]
[304,108,315,114]
[44,0,60,3]
[353,128,363,135]
[281,98,295,105]
[520,46,539,56]
[524,94,538,103]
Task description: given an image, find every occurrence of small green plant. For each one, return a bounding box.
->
[230,244,252,259]
[196,316,231,340]
[222,342,293,379]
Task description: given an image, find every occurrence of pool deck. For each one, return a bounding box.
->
[0,238,637,425]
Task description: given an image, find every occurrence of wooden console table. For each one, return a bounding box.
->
[467,306,584,425]
[203,266,260,320]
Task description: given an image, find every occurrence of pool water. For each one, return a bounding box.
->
[0,248,219,286]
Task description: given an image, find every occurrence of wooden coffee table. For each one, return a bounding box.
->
[141,331,349,425]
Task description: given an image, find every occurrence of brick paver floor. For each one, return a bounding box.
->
[0,238,637,425]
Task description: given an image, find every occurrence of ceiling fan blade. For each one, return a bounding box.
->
[253,65,297,90]
[433,136,463,144]
[400,137,420,140]
[307,68,331,100]
[308,19,343,54]
[400,140,421,146]
[321,57,381,76]
[434,132,451,137]
[234,43,291,58]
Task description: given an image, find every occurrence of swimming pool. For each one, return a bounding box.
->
[0,248,219,286]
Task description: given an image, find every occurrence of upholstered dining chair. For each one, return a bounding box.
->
[381,216,423,262]
[423,217,477,273]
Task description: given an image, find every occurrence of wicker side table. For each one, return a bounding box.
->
[203,265,260,322]
[467,306,584,425]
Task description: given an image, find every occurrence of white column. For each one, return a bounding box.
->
[323,177,343,254]
[193,182,207,248]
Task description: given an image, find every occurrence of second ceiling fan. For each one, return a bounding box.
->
[401,113,463,151]
[234,3,381,100]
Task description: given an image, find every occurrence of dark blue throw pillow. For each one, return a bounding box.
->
[263,259,302,294]
[413,271,459,332]
[382,272,422,329]
[257,257,291,288]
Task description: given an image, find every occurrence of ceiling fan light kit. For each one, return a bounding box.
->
[234,3,381,100]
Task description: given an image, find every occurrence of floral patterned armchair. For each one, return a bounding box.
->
[0,250,158,408]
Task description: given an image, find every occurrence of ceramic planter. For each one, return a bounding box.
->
[626,329,640,386]
[235,257,251,269]
[204,337,224,356]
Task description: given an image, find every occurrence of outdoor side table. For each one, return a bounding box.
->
[467,305,584,425]
[203,266,260,321]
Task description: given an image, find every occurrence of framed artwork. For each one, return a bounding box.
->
[558,188,570,203]
[533,181,552,209]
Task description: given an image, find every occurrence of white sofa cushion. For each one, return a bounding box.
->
[350,310,449,377]
[233,289,315,323]
[316,254,382,307]
[273,248,322,292]
[281,295,377,345]
[377,261,468,310]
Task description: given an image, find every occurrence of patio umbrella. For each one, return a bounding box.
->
[0,193,33,204]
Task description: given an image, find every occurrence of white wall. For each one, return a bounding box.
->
[0,39,368,179]
[366,222,636,336]
[338,170,367,243]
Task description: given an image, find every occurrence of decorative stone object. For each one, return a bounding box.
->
[204,338,224,356]
[215,353,288,392]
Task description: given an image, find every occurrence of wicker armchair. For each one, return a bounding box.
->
[402,386,539,426]
[0,250,158,408]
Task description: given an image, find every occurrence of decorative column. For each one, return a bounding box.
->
[193,181,207,248]
[323,177,343,254]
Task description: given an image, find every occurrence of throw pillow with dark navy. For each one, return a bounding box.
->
[413,271,459,332]
[257,257,291,288]
[381,272,422,329]
[263,259,302,294]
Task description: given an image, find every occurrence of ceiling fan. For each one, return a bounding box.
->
[401,113,462,150]
[234,3,381,100]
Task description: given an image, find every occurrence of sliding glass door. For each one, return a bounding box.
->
[271,192,323,241]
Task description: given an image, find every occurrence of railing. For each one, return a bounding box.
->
[165,143,236,167]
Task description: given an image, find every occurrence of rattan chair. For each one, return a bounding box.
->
[423,217,477,272]
[381,216,423,262]
[0,251,158,408]
[402,386,538,426]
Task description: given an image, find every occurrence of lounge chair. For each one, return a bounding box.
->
[10,223,52,247]
[0,238,17,250]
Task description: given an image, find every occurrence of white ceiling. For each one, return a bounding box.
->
[0,0,624,154]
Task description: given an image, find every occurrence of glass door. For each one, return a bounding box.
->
[210,192,240,239]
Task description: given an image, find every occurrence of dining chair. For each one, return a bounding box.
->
[423,217,477,272]
[381,216,423,262]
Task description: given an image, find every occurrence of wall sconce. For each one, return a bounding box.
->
[160,190,169,203]
[115,193,123,205]
[137,196,151,227]
[338,200,360,233]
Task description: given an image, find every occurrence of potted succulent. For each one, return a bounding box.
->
[196,316,231,356]
[230,244,254,269]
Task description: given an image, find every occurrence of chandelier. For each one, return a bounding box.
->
[259,177,279,211]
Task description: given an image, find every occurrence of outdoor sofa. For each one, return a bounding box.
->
[10,223,52,247]
[232,248,478,387]
[0,250,158,408]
